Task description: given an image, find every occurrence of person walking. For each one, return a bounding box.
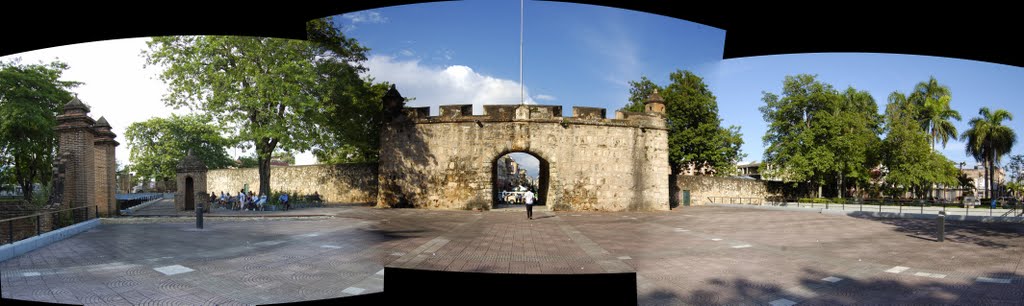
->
[524,189,535,219]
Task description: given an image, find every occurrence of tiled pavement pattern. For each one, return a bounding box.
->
[2,205,1023,305]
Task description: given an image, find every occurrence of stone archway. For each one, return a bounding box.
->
[376,86,672,211]
[492,151,550,208]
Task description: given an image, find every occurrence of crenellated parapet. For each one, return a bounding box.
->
[398,104,667,130]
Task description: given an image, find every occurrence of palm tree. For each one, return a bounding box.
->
[910,76,952,108]
[920,95,962,150]
[962,107,1016,200]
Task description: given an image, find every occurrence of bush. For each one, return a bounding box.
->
[830,197,846,204]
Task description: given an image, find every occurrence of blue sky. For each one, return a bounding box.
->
[336,0,1024,168]
[5,1,1021,169]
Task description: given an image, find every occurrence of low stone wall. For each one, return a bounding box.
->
[673,175,781,206]
[206,163,378,204]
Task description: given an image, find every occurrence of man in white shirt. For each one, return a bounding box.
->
[524,190,535,219]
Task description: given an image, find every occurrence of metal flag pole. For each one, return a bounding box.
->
[520,0,524,105]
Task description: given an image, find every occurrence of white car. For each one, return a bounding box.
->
[962,196,981,208]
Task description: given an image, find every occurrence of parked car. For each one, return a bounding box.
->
[997,196,1019,208]
[962,196,981,208]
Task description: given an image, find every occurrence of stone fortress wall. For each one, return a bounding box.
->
[206,163,378,204]
[375,87,671,211]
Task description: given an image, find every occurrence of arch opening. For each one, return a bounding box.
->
[492,152,549,208]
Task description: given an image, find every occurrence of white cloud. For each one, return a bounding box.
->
[398,49,414,57]
[534,94,556,101]
[364,55,536,115]
[342,11,388,24]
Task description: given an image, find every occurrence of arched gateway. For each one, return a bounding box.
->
[377,86,670,211]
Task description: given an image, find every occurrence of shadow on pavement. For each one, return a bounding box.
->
[638,267,1023,305]
[850,215,1024,248]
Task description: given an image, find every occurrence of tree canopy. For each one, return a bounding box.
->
[0,59,80,201]
[142,18,382,196]
[124,114,234,183]
[622,70,744,175]
[760,75,884,197]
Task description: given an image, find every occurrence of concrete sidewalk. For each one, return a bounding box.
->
[2,205,1022,305]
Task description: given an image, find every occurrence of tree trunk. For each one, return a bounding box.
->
[817,184,823,198]
[19,177,34,202]
[837,173,843,199]
[983,158,989,198]
[255,137,278,198]
[258,155,271,198]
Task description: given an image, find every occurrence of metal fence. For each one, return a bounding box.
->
[0,205,98,245]
[115,193,166,210]
[761,199,1024,218]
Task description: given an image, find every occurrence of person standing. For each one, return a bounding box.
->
[524,189,535,219]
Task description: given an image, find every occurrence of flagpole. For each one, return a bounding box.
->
[520,0,524,105]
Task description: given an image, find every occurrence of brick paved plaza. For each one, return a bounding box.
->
[2,203,1023,305]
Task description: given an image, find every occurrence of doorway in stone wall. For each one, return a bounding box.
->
[492,152,549,209]
[185,176,195,210]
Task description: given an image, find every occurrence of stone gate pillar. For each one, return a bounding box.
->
[175,151,208,212]
[54,97,96,213]
[93,117,118,217]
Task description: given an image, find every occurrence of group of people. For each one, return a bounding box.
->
[209,190,291,211]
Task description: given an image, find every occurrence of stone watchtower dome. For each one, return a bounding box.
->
[175,150,209,212]
[644,89,666,115]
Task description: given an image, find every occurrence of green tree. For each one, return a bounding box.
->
[624,70,744,175]
[0,59,80,201]
[124,114,234,183]
[237,154,259,168]
[310,78,392,164]
[271,151,296,165]
[142,18,372,196]
[825,87,882,197]
[761,75,838,196]
[618,76,659,113]
[962,107,1016,199]
[1005,154,1024,184]
[880,96,958,198]
[919,95,961,150]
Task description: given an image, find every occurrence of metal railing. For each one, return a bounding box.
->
[115,193,166,210]
[764,199,1024,218]
[0,205,98,245]
[707,196,763,205]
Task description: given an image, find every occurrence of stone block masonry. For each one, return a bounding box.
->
[206,163,378,204]
[673,175,781,206]
[376,85,671,211]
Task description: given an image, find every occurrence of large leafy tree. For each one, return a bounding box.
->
[962,107,1016,199]
[143,18,375,196]
[880,93,958,197]
[760,75,838,196]
[310,78,391,164]
[124,114,234,183]
[0,59,80,201]
[622,70,744,175]
[825,87,882,197]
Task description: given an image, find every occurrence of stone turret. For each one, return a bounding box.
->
[175,150,209,212]
[644,89,665,115]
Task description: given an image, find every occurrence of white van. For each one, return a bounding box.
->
[962,196,980,208]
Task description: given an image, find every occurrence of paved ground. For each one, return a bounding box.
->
[2,205,1023,305]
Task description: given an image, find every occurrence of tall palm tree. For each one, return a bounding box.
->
[920,95,962,150]
[962,107,1016,200]
[910,76,952,107]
